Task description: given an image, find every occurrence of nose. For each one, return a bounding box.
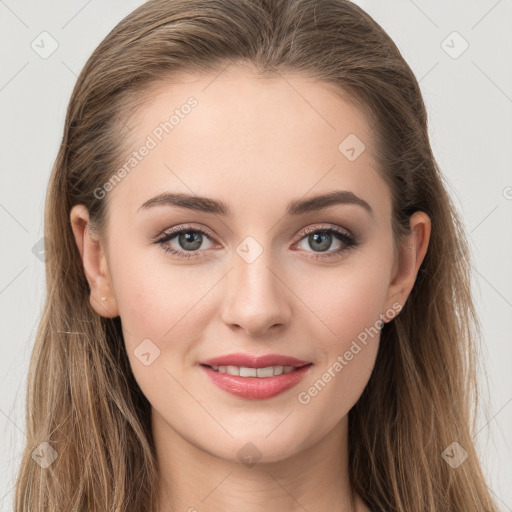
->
[220,248,292,336]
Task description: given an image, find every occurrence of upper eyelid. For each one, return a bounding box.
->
[297,224,353,238]
[156,223,214,238]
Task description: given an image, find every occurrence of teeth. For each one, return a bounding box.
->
[257,366,276,377]
[239,366,257,377]
[209,365,299,377]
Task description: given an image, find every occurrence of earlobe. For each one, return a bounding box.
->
[383,211,431,319]
[69,205,119,318]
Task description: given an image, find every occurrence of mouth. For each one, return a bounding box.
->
[201,362,311,377]
[199,362,313,400]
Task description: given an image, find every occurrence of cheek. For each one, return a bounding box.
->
[109,247,218,387]
[302,256,389,344]
[110,244,203,339]
[112,263,202,410]
[294,258,389,410]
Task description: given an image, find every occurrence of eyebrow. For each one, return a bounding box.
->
[137,190,374,218]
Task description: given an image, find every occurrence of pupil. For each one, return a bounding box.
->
[179,231,202,251]
[310,232,331,252]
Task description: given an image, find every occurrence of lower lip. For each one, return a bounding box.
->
[200,364,312,400]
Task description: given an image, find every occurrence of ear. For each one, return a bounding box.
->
[382,211,431,321]
[70,205,119,318]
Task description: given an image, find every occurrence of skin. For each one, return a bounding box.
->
[70,63,430,511]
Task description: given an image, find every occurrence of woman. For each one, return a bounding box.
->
[14,0,499,510]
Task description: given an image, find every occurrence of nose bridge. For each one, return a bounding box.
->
[220,235,291,335]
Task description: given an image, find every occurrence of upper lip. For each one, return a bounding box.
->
[200,353,312,368]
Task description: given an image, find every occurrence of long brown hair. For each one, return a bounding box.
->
[14,0,499,510]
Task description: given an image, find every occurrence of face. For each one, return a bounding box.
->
[74,64,422,464]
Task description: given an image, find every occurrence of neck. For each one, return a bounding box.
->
[152,409,364,512]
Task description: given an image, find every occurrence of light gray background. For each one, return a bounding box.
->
[1,0,511,510]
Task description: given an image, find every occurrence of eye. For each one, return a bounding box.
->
[154,225,216,259]
[154,223,359,260]
[293,224,359,259]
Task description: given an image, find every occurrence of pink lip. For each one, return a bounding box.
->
[199,353,313,400]
[200,364,312,400]
[200,353,311,368]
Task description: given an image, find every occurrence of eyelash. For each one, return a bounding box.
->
[154,223,359,260]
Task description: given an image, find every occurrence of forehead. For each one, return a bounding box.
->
[108,65,390,220]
